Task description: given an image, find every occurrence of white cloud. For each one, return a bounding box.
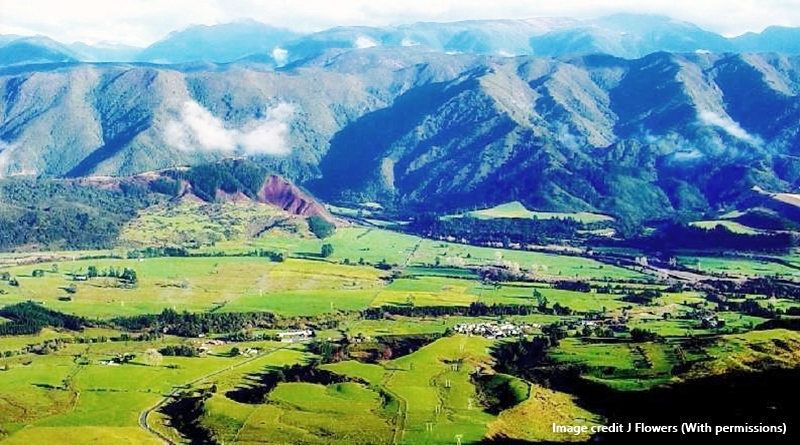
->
[354,36,378,49]
[698,110,761,145]
[165,100,294,155]
[1,0,799,46]
[271,47,289,66]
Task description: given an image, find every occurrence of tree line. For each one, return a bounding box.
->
[407,213,586,245]
[111,308,277,337]
[0,177,161,250]
[610,222,795,252]
[361,301,572,319]
[0,302,87,335]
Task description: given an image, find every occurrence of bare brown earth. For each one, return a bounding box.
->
[256,174,335,223]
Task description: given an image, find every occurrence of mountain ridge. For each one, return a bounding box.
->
[5,14,800,67]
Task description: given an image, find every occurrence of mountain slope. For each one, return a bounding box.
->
[2,49,800,222]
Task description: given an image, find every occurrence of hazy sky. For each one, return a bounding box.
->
[1,0,798,46]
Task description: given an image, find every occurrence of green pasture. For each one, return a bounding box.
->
[689,220,759,234]
[0,257,388,318]
[321,361,388,385]
[686,329,800,377]
[473,283,630,313]
[212,371,394,444]
[0,332,297,444]
[678,256,800,279]
[119,199,293,248]
[550,338,678,390]
[453,201,613,224]
[383,335,497,444]
[184,346,310,444]
[1,426,158,445]
[251,225,644,281]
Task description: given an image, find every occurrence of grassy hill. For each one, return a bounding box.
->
[460,201,614,224]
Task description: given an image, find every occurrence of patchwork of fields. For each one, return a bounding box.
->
[2,202,800,444]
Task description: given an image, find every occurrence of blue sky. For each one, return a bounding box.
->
[1,0,798,46]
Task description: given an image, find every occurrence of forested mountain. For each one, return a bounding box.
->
[2,15,800,224]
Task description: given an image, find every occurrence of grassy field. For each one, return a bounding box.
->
[689,220,759,234]
[0,245,643,320]
[0,257,388,318]
[677,256,800,279]
[118,199,300,248]
[551,338,678,390]
[181,346,311,444]
[3,198,800,443]
[250,226,644,281]
[685,329,800,377]
[0,326,297,445]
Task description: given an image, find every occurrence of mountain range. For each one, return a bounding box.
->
[5,15,800,66]
[2,14,800,223]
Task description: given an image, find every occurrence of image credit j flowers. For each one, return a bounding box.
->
[552,422,787,435]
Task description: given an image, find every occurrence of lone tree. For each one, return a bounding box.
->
[143,348,163,367]
[321,243,334,258]
[119,268,138,287]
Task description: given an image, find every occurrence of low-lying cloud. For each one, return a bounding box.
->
[698,110,761,145]
[272,47,289,66]
[165,100,295,155]
[355,36,378,49]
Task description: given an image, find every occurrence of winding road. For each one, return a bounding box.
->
[138,344,293,444]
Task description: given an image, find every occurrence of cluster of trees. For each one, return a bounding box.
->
[491,336,557,379]
[620,289,662,305]
[168,159,270,202]
[127,246,190,258]
[706,294,782,319]
[148,177,182,196]
[629,328,663,343]
[0,271,18,287]
[307,333,443,364]
[159,344,198,357]
[703,277,800,300]
[226,363,362,404]
[553,280,592,292]
[307,216,336,239]
[159,392,216,444]
[0,302,86,335]
[0,177,158,250]
[126,246,286,262]
[81,266,138,286]
[112,308,276,337]
[617,222,794,252]
[361,301,571,319]
[407,213,586,245]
